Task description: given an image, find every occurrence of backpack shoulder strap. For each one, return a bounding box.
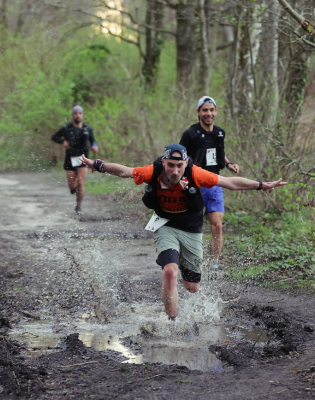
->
[184,158,195,186]
[150,156,164,186]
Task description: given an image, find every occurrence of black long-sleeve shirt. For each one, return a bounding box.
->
[51,123,97,157]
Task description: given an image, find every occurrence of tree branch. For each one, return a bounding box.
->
[43,1,176,36]
[266,128,315,177]
[278,0,315,35]
[106,28,145,59]
[293,30,315,49]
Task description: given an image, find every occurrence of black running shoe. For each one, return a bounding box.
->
[75,205,82,214]
[70,187,77,195]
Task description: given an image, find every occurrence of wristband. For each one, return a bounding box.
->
[226,162,234,168]
[93,159,106,173]
[256,180,263,190]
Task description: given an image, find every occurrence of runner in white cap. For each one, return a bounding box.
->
[180,96,239,270]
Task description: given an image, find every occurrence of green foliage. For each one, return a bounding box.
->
[222,211,315,290]
[84,98,129,160]
[0,15,313,231]
[0,30,186,168]
[222,94,315,215]
[62,41,111,103]
[0,34,74,170]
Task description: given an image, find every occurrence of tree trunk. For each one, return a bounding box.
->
[197,0,210,91]
[257,0,279,127]
[229,6,242,121]
[143,0,164,88]
[175,0,197,93]
[207,0,221,87]
[269,1,279,127]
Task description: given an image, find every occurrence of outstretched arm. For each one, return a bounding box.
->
[217,175,287,191]
[80,155,134,178]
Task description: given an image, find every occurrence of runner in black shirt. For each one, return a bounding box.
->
[51,105,98,214]
[180,96,239,270]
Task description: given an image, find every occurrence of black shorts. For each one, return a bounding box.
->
[158,249,201,283]
[64,155,87,171]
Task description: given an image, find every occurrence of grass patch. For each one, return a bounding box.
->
[229,264,270,280]
[84,173,141,195]
[219,211,315,291]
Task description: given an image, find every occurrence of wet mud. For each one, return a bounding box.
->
[1,172,315,399]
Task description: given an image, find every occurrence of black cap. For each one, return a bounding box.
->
[163,144,188,161]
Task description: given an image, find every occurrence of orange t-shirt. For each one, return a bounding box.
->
[133,164,218,214]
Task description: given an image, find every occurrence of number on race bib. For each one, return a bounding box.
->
[206,148,217,166]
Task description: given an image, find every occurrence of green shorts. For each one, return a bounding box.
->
[154,225,203,274]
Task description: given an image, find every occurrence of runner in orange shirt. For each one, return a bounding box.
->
[80,144,286,320]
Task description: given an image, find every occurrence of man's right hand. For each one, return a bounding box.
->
[63,140,71,150]
[228,163,239,174]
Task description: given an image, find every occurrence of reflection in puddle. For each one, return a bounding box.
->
[228,324,270,346]
[7,309,270,371]
[78,329,224,372]
[8,331,62,357]
[7,315,227,371]
[8,328,223,371]
[143,345,223,372]
[79,332,142,363]
[238,325,269,344]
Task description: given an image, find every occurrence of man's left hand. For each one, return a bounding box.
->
[262,178,287,191]
[80,154,96,172]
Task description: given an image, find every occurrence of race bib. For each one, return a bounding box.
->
[70,156,83,167]
[145,212,169,232]
[206,148,217,166]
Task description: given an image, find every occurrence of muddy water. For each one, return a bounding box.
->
[2,173,269,372]
[9,306,269,372]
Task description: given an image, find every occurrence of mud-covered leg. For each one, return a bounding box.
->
[75,167,87,208]
[161,263,179,318]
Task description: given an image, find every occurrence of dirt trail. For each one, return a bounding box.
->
[1,172,315,399]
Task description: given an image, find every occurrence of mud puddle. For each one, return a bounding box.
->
[7,308,270,372]
[3,173,315,399]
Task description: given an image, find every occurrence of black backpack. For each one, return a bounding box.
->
[142,157,204,212]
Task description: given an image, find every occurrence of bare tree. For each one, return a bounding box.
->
[174,0,197,92]
[197,0,210,91]
[143,0,165,87]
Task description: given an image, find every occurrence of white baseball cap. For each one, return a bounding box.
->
[197,96,217,109]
